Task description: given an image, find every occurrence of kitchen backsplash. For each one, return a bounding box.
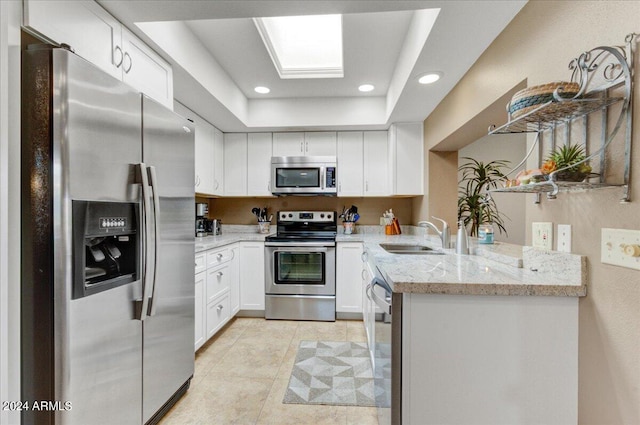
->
[201,197,414,225]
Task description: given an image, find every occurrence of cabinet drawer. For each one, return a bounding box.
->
[206,263,231,303]
[207,293,230,339]
[207,247,233,267]
[195,252,206,274]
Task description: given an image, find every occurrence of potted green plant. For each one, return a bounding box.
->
[457,158,509,237]
[541,144,592,182]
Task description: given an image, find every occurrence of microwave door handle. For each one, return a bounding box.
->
[147,165,160,317]
[321,167,325,190]
[136,163,152,321]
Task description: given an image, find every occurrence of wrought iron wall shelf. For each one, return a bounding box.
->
[487,33,637,202]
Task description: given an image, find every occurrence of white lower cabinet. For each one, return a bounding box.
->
[230,245,240,315]
[206,293,230,339]
[194,271,206,351]
[194,243,239,351]
[239,242,265,311]
[336,242,364,315]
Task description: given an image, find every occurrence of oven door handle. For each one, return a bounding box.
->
[265,242,335,248]
[270,247,329,254]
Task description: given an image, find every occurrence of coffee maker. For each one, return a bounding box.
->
[195,203,208,237]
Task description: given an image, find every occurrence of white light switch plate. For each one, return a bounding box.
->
[532,222,553,250]
[601,228,640,270]
[557,224,572,253]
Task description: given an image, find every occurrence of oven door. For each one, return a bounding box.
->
[265,242,336,296]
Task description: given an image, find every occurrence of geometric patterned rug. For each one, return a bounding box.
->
[283,341,375,407]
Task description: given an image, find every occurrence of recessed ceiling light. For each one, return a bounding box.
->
[254,86,270,94]
[418,72,442,84]
[358,84,375,92]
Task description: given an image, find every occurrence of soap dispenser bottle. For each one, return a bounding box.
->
[456,221,469,255]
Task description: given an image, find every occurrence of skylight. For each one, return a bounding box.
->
[253,14,344,79]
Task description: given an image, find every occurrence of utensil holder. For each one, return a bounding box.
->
[343,222,355,235]
[258,222,271,234]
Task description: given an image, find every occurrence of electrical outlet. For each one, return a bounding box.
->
[532,222,553,250]
[557,224,572,253]
[601,228,640,270]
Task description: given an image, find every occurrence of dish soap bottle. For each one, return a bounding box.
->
[478,223,494,244]
[456,221,469,254]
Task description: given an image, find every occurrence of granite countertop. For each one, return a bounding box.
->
[197,226,587,297]
[195,228,275,252]
[340,233,587,297]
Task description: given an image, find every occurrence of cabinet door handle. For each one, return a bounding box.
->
[217,253,223,260]
[214,180,219,190]
[114,45,124,68]
[217,305,224,311]
[361,269,366,280]
[217,271,224,277]
[123,52,132,73]
[365,181,369,192]
[195,175,200,187]
[361,252,368,262]
[338,182,342,192]
[300,141,304,153]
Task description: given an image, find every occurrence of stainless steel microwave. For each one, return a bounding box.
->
[271,156,337,196]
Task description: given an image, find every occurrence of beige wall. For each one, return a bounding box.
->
[204,196,413,226]
[459,133,527,245]
[414,1,640,423]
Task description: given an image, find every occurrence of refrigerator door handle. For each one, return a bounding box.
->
[136,162,153,321]
[147,165,160,316]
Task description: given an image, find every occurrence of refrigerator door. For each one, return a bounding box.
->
[141,96,195,423]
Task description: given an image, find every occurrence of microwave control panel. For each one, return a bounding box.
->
[326,167,336,188]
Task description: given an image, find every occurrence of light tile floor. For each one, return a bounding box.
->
[160,318,378,425]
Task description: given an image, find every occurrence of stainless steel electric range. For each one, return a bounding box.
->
[264,211,337,321]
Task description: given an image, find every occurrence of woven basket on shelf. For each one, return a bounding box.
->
[508,81,580,119]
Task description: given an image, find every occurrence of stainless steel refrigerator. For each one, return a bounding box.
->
[21,46,195,425]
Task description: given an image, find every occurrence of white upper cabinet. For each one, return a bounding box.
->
[389,123,424,195]
[24,0,121,79]
[304,132,337,156]
[247,133,273,197]
[194,119,215,195]
[363,131,389,196]
[223,133,248,196]
[337,132,364,196]
[23,0,173,109]
[337,131,388,197]
[212,128,224,195]
[120,28,173,108]
[272,132,304,156]
[272,132,336,156]
[174,102,221,196]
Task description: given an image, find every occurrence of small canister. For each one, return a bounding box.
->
[478,223,494,244]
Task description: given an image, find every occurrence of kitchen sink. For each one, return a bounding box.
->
[379,243,445,255]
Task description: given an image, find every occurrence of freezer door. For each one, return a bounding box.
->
[141,96,195,422]
[20,47,144,425]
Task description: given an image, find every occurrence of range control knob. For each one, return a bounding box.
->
[288,213,293,218]
[320,214,325,218]
[327,214,332,219]
[281,214,286,219]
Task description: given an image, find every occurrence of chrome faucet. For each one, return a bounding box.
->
[418,217,451,249]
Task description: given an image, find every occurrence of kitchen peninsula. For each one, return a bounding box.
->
[340,231,586,425]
